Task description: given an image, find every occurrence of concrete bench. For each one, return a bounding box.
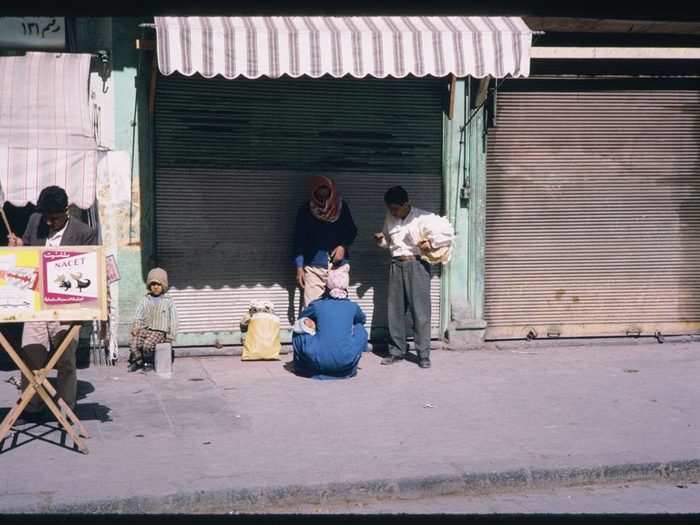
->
[154,342,173,376]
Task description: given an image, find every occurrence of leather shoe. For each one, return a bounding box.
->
[381,355,404,365]
[128,361,144,373]
[418,357,431,369]
[14,411,45,426]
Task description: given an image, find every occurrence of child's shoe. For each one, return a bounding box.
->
[128,361,144,373]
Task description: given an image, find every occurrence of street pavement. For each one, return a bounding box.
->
[0,339,698,513]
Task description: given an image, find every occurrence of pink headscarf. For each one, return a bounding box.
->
[309,175,342,223]
[326,266,350,299]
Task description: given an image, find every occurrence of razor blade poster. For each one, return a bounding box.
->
[0,246,107,322]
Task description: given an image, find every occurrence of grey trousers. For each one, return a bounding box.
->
[387,258,431,358]
[20,322,78,412]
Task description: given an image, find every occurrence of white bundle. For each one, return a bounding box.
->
[409,214,456,265]
[240,300,278,330]
[292,317,317,336]
[248,299,276,316]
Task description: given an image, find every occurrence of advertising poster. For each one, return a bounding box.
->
[0,248,40,315]
[0,246,106,323]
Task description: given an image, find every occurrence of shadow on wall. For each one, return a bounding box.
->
[150,170,442,335]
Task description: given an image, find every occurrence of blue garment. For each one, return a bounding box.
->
[293,201,358,269]
[292,297,369,380]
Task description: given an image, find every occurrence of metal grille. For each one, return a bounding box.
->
[154,74,444,335]
[485,86,700,339]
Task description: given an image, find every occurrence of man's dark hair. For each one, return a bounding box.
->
[384,186,409,206]
[36,186,68,214]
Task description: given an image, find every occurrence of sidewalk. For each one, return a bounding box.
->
[0,340,698,513]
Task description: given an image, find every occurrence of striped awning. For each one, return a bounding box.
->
[0,52,98,209]
[155,16,532,80]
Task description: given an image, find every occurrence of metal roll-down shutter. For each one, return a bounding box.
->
[154,74,444,337]
[485,81,700,339]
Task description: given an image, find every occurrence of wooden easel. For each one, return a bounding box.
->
[0,244,106,454]
[0,324,90,453]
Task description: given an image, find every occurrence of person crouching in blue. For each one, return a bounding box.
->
[291,265,369,380]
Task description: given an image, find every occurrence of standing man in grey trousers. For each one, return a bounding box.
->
[374,186,433,369]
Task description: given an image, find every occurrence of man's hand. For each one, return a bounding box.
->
[373,232,385,246]
[330,245,345,263]
[296,267,305,289]
[418,239,432,252]
[7,233,22,247]
[303,318,316,330]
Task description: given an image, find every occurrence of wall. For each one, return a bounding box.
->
[442,78,488,348]
[106,17,155,346]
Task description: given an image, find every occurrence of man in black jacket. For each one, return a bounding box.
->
[8,185,97,421]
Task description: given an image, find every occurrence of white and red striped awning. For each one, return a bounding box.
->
[0,52,98,209]
[155,16,532,80]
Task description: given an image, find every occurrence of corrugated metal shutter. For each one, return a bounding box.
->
[154,75,444,337]
[485,83,700,339]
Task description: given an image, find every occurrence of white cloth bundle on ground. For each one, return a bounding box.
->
[407,213,456,265]
[240,300,278,331]
[292,317,317,336]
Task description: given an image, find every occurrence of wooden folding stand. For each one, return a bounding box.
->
[0,324,90,453]
[0,243,106,455]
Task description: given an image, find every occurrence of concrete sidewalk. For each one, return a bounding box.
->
[0,340,698,513]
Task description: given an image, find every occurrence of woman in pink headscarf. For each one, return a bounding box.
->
[291,266,368,380]
[293,176,358,308]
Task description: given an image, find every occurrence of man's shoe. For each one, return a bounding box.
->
[14,410,44,426]
[128,361,144,373]
[418,357,431,369]
[381,355,404,365]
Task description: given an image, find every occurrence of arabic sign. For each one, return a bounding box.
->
[0,17,65,50]
[0,246,106,323]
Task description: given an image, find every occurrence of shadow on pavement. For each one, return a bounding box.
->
[0,380,111,455]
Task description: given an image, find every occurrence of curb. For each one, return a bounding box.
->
[4,458,700,514]
[172,341,447,359]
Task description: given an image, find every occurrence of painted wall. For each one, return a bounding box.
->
[100,17,155,346]
[442,78,488,348]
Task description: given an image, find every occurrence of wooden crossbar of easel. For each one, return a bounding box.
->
[0,324,89,453]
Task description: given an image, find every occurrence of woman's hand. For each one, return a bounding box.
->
[330,245,345,263]
[296,267,305,289]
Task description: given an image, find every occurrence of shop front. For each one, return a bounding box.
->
[149,16,532,344]
[485,77,700,339]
